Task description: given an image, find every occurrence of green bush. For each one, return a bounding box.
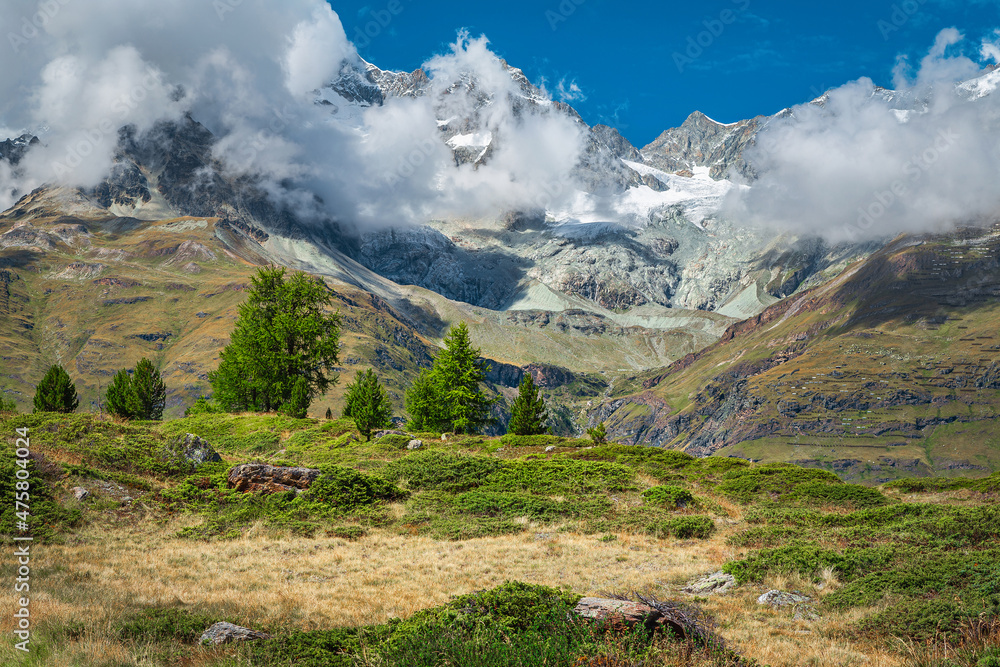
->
[790,481,888,509]
[0,436,82,541]
[642,485,694,508]
[301,466,406,510]
[481,459,635,495]
[246,629,360,667]
[856,598,977,642]
[573,445,696,481]
[116,607,224,644]
[825,550,1000,609]
[722,542,894,584]
[667,515,715,539]
[401,581,581,635]
[586,421,608,444]
[691,457,750,476]
[382,451,503,493]
[184,397,221,416]
[453,491,562,521]
[716,463,843,503]
[881,473,1000,494]
[499,434,568,448]
[377,434,413,449]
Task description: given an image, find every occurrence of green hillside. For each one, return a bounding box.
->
[598,228,1000,482]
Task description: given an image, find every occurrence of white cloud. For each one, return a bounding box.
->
[556,79,586,103]
[0,3,588,226]
[282,5,355,97]
[727,29,1000,242]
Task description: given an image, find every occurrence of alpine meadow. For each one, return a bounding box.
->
[2,1,1000,665]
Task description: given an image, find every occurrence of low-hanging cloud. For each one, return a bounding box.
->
[0,0,587,227]
[726,29,1000,242]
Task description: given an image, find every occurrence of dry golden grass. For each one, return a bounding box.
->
[0,512,913,667]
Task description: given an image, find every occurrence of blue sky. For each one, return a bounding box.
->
[330,0,1000,147]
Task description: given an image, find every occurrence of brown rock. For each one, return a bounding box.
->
[227,464,320,494]
[574,597,658,626]
[573,597,693,639]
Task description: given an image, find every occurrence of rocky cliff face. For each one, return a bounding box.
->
[0,135,39,166]
[587,227,1000,481]
[641,111,762,181]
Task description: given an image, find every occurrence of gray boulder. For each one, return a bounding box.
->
[683,571,736,596]
[374,429,408,440]
[407,439,423,451]
[71,487,89,501]
[170,434,222,470]
[757,590,812,607]
[199,622,271,646]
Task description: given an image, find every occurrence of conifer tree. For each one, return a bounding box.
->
[508,372,549,436]
[209,266,340,415]
[105,369,140,420]
[105,358,167,420]
[404,369,440,432]
[33,364,79,413]
[405,322,495,434]
[343,369,394,440]
[280,376,311,419]
[587,421,608,444]
[132,358,167,420]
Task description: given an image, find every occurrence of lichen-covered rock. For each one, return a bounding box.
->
[227,464,320,494]
[374,429,408,440]
[170,434,222,470]
[683,571,736,596]
[71,487,89,501]
[757,590,812,607]
[407,439,423,450]
[199,622,271,646]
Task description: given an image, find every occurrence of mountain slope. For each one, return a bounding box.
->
[594,226,1000,482]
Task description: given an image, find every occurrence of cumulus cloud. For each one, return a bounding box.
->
[0,1,587,226]
[726,29,1000,242]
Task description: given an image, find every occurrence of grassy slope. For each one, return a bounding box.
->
[601,229,1000,482]
[0,201,447,420]
[0,193,725,429]
[1,412,998,666]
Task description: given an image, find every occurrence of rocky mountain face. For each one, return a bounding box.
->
[640,111,763,181]
[312,57,864,319]
[0,52,875,329]
[588,226,1000,481]
[0,134,39,166]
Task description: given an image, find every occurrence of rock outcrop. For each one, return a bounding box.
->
[199,622,271,646]
[166,434,222,471]
[227,464,320,494]
[683,571,736,596]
